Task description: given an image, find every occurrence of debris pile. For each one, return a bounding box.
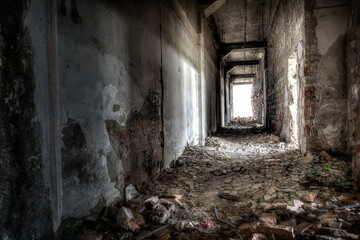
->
[225,117,263,130]
[66,132,359,240]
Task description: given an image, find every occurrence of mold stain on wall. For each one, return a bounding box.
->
[0,0,53,239]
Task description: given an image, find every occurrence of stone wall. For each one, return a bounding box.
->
[347,0,360,188]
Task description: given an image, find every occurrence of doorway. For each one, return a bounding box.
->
[232,83,253,118]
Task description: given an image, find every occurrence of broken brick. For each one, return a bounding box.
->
[256,223,295,240]
[260,213,277,225]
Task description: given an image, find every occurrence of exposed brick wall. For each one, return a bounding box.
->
[266,0,305,136]
[347,0,360,188]
[252,59,265,124]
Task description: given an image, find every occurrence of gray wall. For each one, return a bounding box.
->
[57,0,164,223]
[0,0,218,238]
[162,1,218,165]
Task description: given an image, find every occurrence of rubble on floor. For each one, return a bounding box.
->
[224,117,263,130]
[66,132,360,240]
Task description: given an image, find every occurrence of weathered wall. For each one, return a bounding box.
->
[304,0,348,152]
[162,0,201,165]
[0,1,53,239]
[163,0,218,165]
[266,0,305,144]
[178,0,198,32]
[203,19,218,134]
[1,0,219,238]
[347,0,360,188]
[252,58,265,124]
[57,0,164,226]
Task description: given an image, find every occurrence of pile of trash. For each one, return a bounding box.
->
[66,132,360,240]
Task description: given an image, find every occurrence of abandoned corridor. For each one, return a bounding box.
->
[0,0,359,239]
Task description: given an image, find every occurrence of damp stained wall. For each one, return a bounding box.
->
[304,0,348,152]
[1,0,218,238]
[56,0,164,223]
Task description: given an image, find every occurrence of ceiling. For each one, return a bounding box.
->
[212,0,264,43]
[199,0,266,81]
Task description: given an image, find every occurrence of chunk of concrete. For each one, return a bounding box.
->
[116,206,133,221]
[249,233,268,240]
[144,196,159,210]
[150,199,175,224]
[119,217,140,232]
[125,184,140,202]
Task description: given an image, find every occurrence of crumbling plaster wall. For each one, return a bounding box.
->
[304,0,348,152]
[1,0,218,238]
[347,0,360,188]
[57,0,164,226]
[266,0,305,144]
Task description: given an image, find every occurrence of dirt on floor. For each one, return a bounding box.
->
[67,131,360,240]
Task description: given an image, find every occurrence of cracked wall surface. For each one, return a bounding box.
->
[0,0,218,238]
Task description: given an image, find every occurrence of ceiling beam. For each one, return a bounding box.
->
[204,0,227,17]
[220,41,266,55]
[230,74,256,80]
[226,60,259,67]
[225,60,259,73]
[232,81,253,85]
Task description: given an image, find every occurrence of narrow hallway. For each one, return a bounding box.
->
[68,129,359,240]
[1,0,360,239]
